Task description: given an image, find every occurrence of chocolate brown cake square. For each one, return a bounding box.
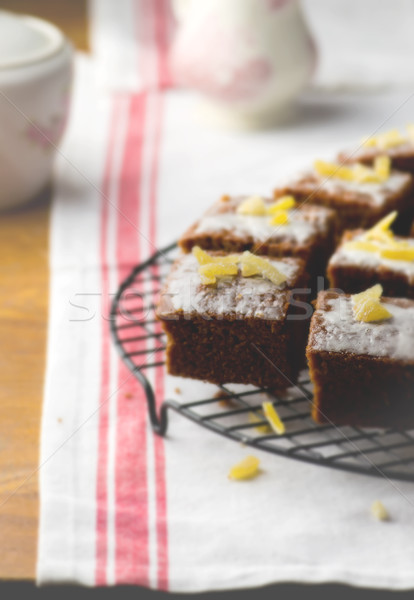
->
[338,137,414,175]
[307,291,414,429]
[273,168,414,234]
[327,230,414,299]
[156,251,309,390]
[179,195,337,284]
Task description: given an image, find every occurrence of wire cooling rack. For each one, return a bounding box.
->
[110,243,414,483]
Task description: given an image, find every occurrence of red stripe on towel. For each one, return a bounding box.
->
[114,94,150,586]
[148,92,169,590]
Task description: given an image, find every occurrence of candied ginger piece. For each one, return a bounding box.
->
[262,401,285,435]
[353,299,392,323]
[352,285,392,323]
[371,500,390,521]
[267,195,296,213]
[248,411,272,434]
[373,211,398,232]
[352,163,382,183]
[376,234,408,250]
[374,155,391,181]
[363,129,407,150]
[352,284,383,304]
[228,455,260,480]
[366,230,395,245]
[380,246,414,261]
[241,262,261,277]
[377,129,407,149]
[240,252,287,286]
[237,195,267,216]
[406,123,414,143]
[314,160,354,181]
[198,262,238,285]
[343,240,380,254]
[269,211,289,226]
[192,246,240,266]
[364,211,397,242]
[361,135,378,148]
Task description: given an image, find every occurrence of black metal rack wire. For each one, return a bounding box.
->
[110,243,414,482]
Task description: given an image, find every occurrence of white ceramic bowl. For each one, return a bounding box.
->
[0,11,73,210]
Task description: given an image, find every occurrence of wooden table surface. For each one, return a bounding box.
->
[0,0,88,581]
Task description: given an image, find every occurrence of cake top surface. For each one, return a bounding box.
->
[329,230,414,282]
[157,253,303,320]
[283,169,411,207]
[309,291,414,362]
[340,127,414,161]
[342,141,414,162]
[190,195,334,246]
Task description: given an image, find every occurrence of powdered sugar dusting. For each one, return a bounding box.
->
[316,171,410,206]
[194,203,331,245]
[311,296,414,361]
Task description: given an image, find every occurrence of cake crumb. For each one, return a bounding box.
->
[371,500,390,521]
[220,194,230,203]
[174,387,181,395]
[124,392,134,399]
[57,418,62,424]
[215,390,238,408]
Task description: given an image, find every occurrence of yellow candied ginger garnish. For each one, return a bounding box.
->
[198,262,238,285]
[194,247,290,286]
[352,163,379,183]
[192,245,240,266]
[237,195,267,216]
[371,500,390,521]
[380,246,414,261]
[362,129,407,150]
[314,159,390,184]
[236,194,296,225]
[240,251,287,286]
[269,211,289,226]
[262,401,286,435]
[364,211,397,241]
[406,123,414,143]
[314,159,354,181]
[241,262,261,277]
[267,195,296,226]
[374,155,391,180]
[361,136,378,148]
[345,215,414,261]
[267,195,296,213]
[248,410,272,434]
[366,230,395,246]
[353,156,390,183]
[352,284,383,304]
[228,455,260,480]
[351,284,392,323]
[353,299,393,323]
[343,240,381,254]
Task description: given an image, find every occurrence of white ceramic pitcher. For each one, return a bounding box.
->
[0,11,73,209]
[171,0,316,127]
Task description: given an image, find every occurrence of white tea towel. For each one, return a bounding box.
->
[37,52,414,590]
